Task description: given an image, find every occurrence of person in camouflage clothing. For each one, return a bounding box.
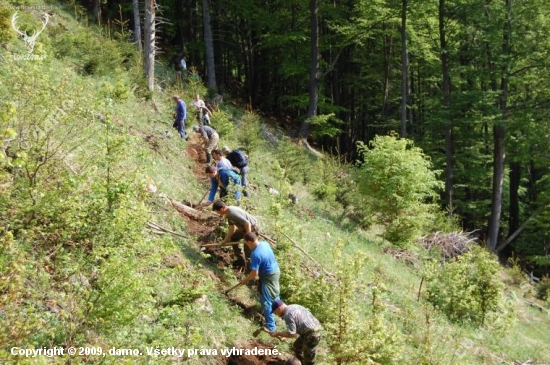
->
[270,300,322,365]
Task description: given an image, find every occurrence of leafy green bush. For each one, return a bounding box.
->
[424,245,512,326]
[210,109,235,138]
[278,241,403,364]
[236,111,264,157]
[356,134,444,247]
[0,4,13,44]
[536,276,550,302]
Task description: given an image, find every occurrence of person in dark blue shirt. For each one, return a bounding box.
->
[172,95,187,140]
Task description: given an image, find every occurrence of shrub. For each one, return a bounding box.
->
[236,111,263,157]
[278,241,403,364]
[356,134,443,247]
[210,109,235,138]
[536,276,550,302]
[0,4,13,44]
[424,245,513,326]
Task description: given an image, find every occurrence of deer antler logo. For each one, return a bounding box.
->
[11,11,50,54]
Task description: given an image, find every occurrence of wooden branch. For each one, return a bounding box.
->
[146,221,188,239]
[201,241,242,248]
[496,205,546,253]
[280,231,335,280]
[299,138,324,158]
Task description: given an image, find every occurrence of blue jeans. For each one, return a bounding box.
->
[259,271,280,332]
[174,120,185,139]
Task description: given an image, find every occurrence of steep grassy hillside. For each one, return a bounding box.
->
[1,2,549,365]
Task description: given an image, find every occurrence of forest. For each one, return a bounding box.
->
[85,0,550,274]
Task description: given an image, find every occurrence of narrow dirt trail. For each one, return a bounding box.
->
[179,138,291,365]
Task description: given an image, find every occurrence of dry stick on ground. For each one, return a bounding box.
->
[258,233,276,247]
[147,221,188,239]
[280,231,336,281]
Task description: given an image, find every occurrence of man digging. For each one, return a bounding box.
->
[211,200,259,268]
[270,299,322,365]
[238,232,280,333]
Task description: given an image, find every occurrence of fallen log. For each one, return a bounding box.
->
[167,198,203,220]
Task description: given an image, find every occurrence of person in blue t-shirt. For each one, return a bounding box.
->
[238,232,280,332]
[197,165,241,208]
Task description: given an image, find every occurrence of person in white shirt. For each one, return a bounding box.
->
[191,94,212,125]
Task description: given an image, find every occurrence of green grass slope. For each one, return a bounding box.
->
[1,1,549,364]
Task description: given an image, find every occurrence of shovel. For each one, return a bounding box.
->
[224,282,242,295]
[196,190,209,207]
[201,241,242,248]
[252,326,271,337]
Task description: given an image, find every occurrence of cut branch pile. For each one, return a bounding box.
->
[418,231,477,260]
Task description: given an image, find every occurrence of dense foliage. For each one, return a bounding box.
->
[91,0,550,272]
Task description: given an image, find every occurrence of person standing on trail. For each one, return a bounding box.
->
[192,125,219,164]
[212,149,232,171]
[191,94,212,126]
[172,95,187,140]
[211,200,260,267]
[222,146,250,198]
[270,299,322,365]
[198,165,241,208]
[239,232,280,333]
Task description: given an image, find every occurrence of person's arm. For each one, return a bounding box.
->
[243,221,252,234]
[207,177,218,202]
[203,105,213,116]
[182,102,187,121]
[240,269,258,286]
[269,331,297,339]
[221,224,236,244]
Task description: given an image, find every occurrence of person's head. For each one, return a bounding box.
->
[212,200,228,214]
[212,149,223,161]
[194,94,200,101]
[244,232,260,249]
[193,125,200,133]
[221,146,231,156]
[271,299,286,317]
[173,95,180,103]
[205,165,217,177]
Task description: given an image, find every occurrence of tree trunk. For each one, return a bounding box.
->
[93,0,101,24]
[400,0,408,137]
[509,162,520,235]
[487,0,511,251]
[439,0,454,214]
[133,0,142,52]
[382,33,393,122]
[143,0,156,91]
[300,0,320,139]
[202,0,217,90]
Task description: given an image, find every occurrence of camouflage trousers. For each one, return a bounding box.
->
[293,332,321,365]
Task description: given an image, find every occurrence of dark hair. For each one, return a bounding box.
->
[205,165,216,174]
[212,149,222,156]
[212,200,226,211]
[244,232,257,242]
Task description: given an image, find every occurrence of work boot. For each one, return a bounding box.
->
[206,153,212,163]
